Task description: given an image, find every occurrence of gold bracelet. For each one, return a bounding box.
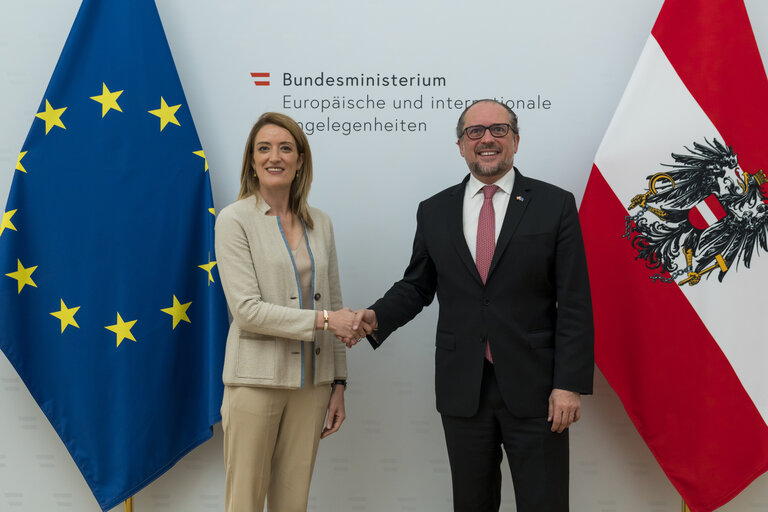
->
[323,309,329,331]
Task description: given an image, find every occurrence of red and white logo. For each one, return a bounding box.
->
[250,72,270,86]
[688,194,727,230]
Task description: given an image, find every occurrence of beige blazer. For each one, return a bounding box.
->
[215,194,347,388]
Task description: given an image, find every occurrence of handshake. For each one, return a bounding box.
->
[317,308,377,348]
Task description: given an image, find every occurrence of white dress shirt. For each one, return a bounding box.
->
[462,170,515,263]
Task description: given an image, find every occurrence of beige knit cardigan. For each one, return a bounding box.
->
[215,195,347,388]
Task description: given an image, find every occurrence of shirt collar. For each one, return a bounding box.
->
[467,169,515,198]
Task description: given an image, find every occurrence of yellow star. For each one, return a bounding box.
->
[193,150,209,172]
[90,83,123,117]
[5,259,37,294]
[161,295,192,329]
[1,209,17,238]
[208,208,216,215]
[148,97,181,131]
[35,99,67,134]
[16,151,27,173]
[50,299,80,333]
[198,259,217,284]
[105,313,137,347]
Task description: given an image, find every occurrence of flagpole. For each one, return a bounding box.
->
[124,497,133,512]
[682,500,690,512]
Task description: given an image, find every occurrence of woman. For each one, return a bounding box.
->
[215,112,365,512]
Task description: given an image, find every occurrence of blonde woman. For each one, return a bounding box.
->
[215,112,367,511]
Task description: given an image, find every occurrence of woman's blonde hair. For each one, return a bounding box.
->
[238,112,314,229]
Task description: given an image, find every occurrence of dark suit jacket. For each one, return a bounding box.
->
[370,169,594,418]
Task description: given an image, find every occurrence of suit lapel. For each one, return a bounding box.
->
[448,175,484,284]
[488,168,533,280]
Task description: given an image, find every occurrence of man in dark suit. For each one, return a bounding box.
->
[351,99,594,512]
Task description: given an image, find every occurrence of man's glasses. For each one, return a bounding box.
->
[462,123,513,140]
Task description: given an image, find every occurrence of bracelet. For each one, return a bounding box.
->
[332,379,347,389]
[323,310,329,331]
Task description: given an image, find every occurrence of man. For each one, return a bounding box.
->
[352,99,594,511]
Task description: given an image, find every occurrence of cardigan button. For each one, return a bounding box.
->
[315,347,321,355]
[314,293,321,301]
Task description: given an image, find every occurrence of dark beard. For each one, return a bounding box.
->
[470,158,514,179]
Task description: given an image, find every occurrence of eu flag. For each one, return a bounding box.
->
[0,0,228,509]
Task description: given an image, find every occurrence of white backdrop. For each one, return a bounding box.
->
[2,1,768,511]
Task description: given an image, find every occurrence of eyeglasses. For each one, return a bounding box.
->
[462,123,513,140]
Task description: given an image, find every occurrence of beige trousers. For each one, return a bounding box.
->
[222,383,332,512]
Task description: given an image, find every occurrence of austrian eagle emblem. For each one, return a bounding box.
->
[624,138,768,286]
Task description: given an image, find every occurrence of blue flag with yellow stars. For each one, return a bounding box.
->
[0,0,228,509]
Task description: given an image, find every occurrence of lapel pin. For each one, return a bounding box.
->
[516,195,524,202]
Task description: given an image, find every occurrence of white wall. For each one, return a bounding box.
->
[2,1,768,510]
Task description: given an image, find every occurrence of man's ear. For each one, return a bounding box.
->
[457,139,465,158]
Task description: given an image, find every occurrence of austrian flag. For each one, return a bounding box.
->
[580,0,768,511]
[688,194,727,231]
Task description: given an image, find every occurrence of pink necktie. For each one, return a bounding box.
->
[476,185,499,363]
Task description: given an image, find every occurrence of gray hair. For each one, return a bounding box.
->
[455,99,519,139]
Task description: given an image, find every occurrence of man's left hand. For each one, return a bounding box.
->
[548,388,581,433]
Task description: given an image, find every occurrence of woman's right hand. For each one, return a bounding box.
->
[327,308,360,338]
[318,308,371,339]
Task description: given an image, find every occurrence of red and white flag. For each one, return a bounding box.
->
[580,1,768,510]
[688,195,727,231]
